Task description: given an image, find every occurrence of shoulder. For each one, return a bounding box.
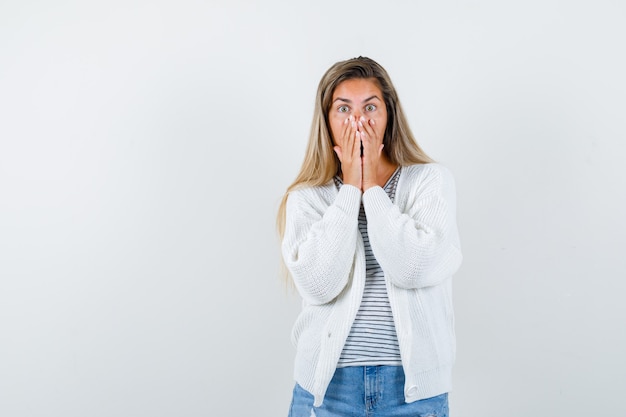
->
[395,164,458,213]
[400,163,456,192]
[287,180,337,208]
[402,163,453,178]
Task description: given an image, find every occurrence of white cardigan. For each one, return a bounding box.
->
[282,163,463,407]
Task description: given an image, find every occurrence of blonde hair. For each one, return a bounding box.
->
[277,56,433,259]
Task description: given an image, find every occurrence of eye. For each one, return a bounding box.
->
[338,105,349,113]
[365,104,377,112]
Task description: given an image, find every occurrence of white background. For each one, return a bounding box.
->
[1,1,625,416]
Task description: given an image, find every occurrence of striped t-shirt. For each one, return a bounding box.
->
[334,167,403,367]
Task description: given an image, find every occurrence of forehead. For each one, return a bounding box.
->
[332,78,383,100]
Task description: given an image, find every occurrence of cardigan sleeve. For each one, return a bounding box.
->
[282,184,362,305]
[362,165,462,289]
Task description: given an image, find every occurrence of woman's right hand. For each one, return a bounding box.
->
[333,115,362,190]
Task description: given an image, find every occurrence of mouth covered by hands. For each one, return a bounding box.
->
[333,115,384,192]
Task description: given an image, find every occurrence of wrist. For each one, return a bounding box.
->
[361,182,380,191]
[342,172,361,188]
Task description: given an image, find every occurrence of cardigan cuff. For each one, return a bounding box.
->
[362,185,392,217]
[335,183,362,217]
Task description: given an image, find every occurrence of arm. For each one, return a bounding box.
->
[363,165,462,289]
[282,184,362,304]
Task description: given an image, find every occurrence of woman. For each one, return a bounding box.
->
[278,57,462,417]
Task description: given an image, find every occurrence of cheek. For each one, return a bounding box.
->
[329,118,344,143]
[376,125,387,141]
[373,114,387,137]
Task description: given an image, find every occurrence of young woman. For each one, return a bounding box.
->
[278,57,462,417]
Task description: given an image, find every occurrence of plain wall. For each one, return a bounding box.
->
[1,1,625,416]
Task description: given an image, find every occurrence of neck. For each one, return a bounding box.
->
[376,156,399,187]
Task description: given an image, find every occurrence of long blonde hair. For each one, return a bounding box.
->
[277,56,433,245]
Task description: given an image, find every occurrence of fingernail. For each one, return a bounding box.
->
[358,121,363,127]
[351,121,357,128]
[369,119,375,125]
[344,118,349,125]
[360,116,365,122]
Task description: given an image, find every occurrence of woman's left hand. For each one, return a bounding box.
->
[358,116,384,191]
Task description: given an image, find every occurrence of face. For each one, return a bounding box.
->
[328,78,388,145]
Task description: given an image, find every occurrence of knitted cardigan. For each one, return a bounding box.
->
[282,163,463,407]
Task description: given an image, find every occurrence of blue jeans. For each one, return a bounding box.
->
[288,366,449,417]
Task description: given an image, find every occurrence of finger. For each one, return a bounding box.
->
[358,119,377,153]
[346,117,359,156]
[354,130,363,158]
[336,116,354,159]
[359,117,378,144]
[341,116,351,139]
[335,116,350,148]
[370,119,384,147]
[358,121,375,157]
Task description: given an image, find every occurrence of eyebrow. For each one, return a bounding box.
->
[333,95,382,104]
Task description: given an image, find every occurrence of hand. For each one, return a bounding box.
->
[358,116,384,191]
[333,115,362,189]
